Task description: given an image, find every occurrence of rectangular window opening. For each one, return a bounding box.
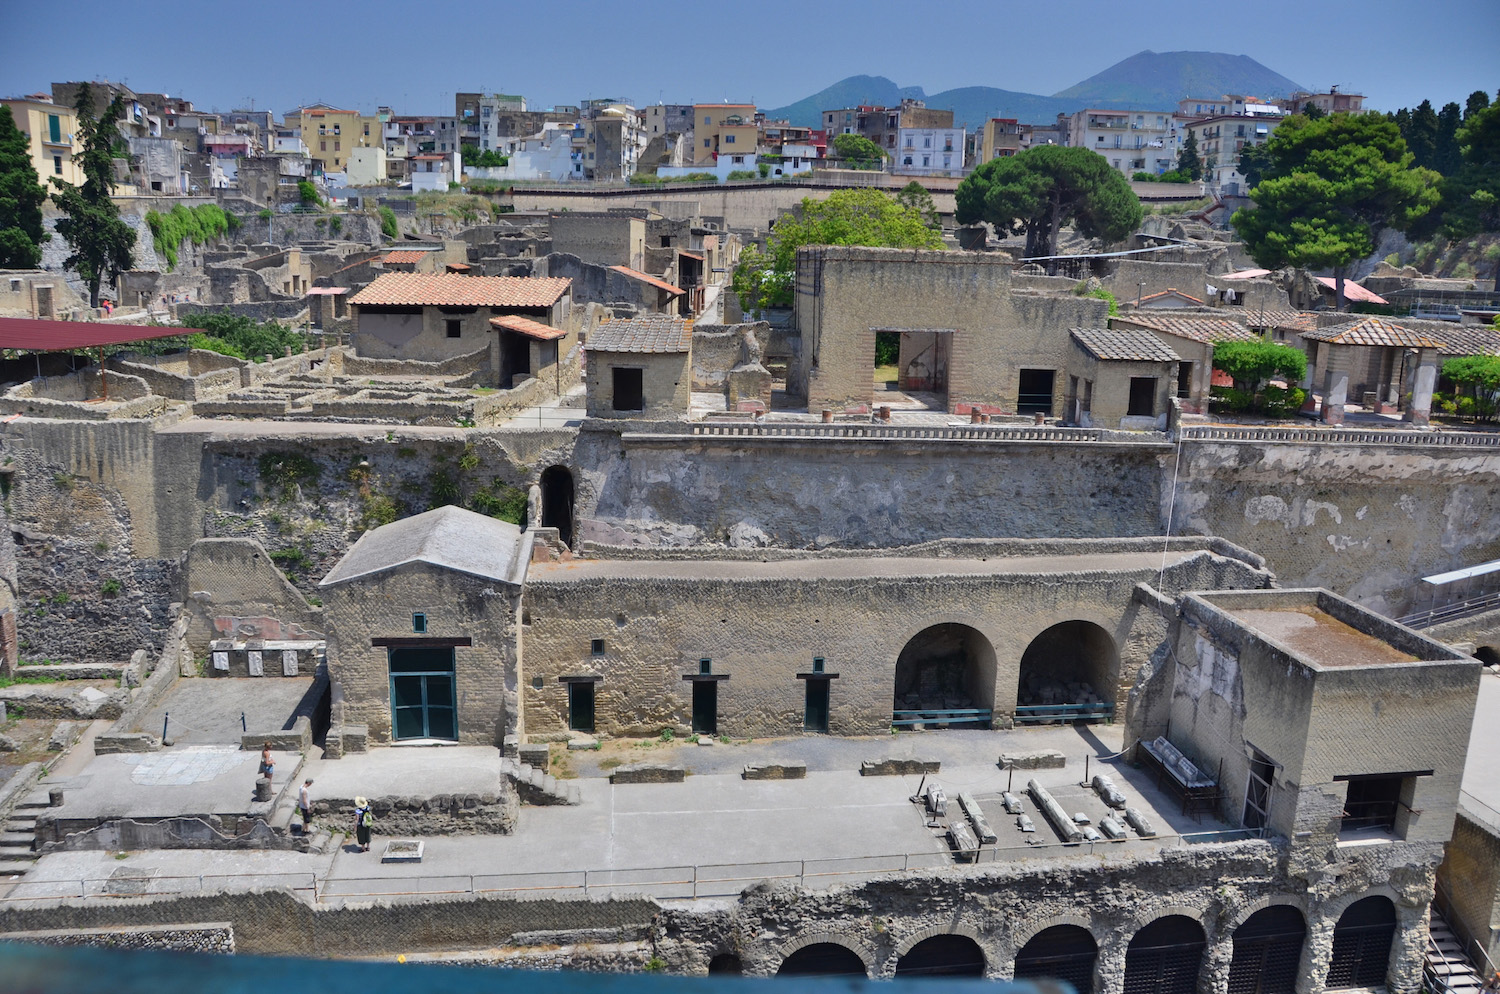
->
[446,319,462,338]
[1017,368,1055,415]
[612,367,644,411]
[590,638,605,655]
[1128,376,1157,417]
[412,612,428,633]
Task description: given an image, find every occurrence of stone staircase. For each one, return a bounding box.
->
[500,757,581,806]
[0,790,52,877]
[1425,909,1488,993]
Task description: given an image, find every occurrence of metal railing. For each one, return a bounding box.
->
[1178,426,1500,446]
[0,831,1264,905]
[673,423,1133,443]
[1396,592,1500,629]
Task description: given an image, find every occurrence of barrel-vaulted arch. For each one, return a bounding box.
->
[1120,906,1210,994]
[1016,618,1121,714]
[774,932,876,978]
[1228,903,1307,994]
[889,613,1006,718]
[889,924,992,978]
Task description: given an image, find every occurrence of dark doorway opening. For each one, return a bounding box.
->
[894,934,986,977]
[1018,368,1056,415]
[501,330,531,386]
[388,646,457,741]
[892,624,996,728]
[1016,620,1117,722]
[1123,915,1206,994]
[1128,376,1157,417]
[804,679,830,733]
[1014,924,1098,993]
[692,680,718,735]
[1177,362,1193,399]
[1475,646,1500,667]
[540,465,575,546]
[707,953,742,975]
[567,682,595,733]
[1228,905,1305,994]
[1327,896,1396,989]
[612,367,644,411]
[776,943,867,977]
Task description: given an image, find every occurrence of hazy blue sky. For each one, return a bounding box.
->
[2,0,1495,116]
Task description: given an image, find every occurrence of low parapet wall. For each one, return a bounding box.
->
[0,369,166,420]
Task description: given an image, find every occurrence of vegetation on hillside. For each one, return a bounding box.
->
[177,311,307,361]
[146,204,232,271]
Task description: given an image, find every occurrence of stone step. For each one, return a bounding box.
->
[0,844,36,860]
[0,831,34,847]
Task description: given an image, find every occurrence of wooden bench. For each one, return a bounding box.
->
[891,708,993,728]
[1014,703,1115,725]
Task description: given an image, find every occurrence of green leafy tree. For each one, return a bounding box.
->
[1436,101,1464,176]
[1177,130,1202,181]
[1212,341,1307,395]
[179,310,306,361]
[49,84,134,307]
[954,144,1143,270]
[378,205,399,239]
[297,180,319,205]
[896,181,940,231]
[1465,90,1491,120]
[731,188,943,312]
[1231,113,1440,311]
[1404,100,1440,171]
[1303,103,1326,120]
[1435,101,1500,256]
[1442,355,1500,421]
[0,104,48,268]
[832,133,885,168]
[1237,142,1273,190]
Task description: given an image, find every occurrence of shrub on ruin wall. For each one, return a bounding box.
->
[145,204,230,271]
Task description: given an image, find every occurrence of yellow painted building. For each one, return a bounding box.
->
[1,97,84,187]
[692,104,757,166]
[290,107,382,172]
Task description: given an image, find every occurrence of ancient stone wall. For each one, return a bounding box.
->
[181,538,324,652]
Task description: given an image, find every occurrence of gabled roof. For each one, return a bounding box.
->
[1313,276,1387,304]
[382,250,432,264]
[1071,328,1182,363]
[1137,288,1205,306]
[319,505,525,588]
[1299,317,1446,349]
[609,265,684,295]
[1240,308,1317,332]
[350,272,571,308]
[586,317,692,354]
[489,314,567,341]
[1112,314,1261,344]
[1432,325,1500,358]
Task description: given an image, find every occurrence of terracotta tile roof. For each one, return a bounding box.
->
[1428,324,1500,357]
[333,256,379,274]
[1240,308,1317,331]
[1313,276,1387,304]
[489,314,566,341]
[349,273,571,308]
[1113,314,1261,344]
[1299,317,1447,349]
[1071,328,1182,363]
[585,317,692,354]
[1137,288,1205,305]
[382,250,432,264]
[609,265,685,295]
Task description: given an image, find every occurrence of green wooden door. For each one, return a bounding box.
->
[389,646,457,741]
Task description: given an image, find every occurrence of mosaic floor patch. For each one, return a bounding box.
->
[116,746,253,786]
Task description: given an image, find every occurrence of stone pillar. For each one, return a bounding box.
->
[1320,346,1349,425]
[1300,342,1320,414]
[1404,349,1437,426]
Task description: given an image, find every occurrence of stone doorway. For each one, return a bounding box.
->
[873,329,951,412]
[540,465,575,547]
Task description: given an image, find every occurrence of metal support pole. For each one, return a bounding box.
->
[241,711,247,733]
[162,712,169,742]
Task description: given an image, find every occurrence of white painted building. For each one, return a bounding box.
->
[467,124,578,183]
[1068,109,1178,177]
[409,151,460,192]
[893,127,965,177]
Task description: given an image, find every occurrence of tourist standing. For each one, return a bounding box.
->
[298,779,314,834]
[354,796,373,852]
[259,742,275,780]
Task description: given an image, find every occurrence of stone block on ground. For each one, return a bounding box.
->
[999,750,1066,770]
[517,744,550,769]
[47,722,83,753]
[947,820,980,861]
[742,762,807,780]
[609,763,685,785]
[860,758,940,776]
[957,791,996,844]
[240,716,311,752]
[93,732,159,755]
[566,738,599,752]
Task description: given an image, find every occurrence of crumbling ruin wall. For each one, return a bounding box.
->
[181,538,323,653]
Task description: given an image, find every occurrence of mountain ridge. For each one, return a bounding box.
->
[764,51,1306,129]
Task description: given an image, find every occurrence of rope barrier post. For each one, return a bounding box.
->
[162,712,169,742]
[241,711,247,733]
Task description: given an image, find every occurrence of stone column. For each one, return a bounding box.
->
[1404,349,1437,426]
[1320,346,1350,425]
[1301,341,1320,414]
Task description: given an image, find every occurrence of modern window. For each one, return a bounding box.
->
[389,646,456,741]
[725,134,735,144]
[320,141,327,152]
[53,156,62,175]
[48,114,60,143]
[703,138,710,148]
[591,638,605,655]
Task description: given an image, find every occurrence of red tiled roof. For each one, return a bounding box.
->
[677,251,704,261]
[0,317,186,351]
[1300,317,1446,349]
[609,265,684,295]
[1313,277,1387,305]
[350,273,571,308]
[489,314,567,341]
[382,250,431,264]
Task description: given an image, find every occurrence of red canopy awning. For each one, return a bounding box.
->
[0,317,188,352]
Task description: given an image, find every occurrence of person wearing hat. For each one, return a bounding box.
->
[353,796,373,852]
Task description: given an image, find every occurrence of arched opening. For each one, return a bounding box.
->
[1475,645,1499,667]
[777,942,868,977]
[1014,924,1098,993]
[1123,915,1206,994]
[1016,620,1117,723]
[1327,896,1396,990]
[893,623,996,728]
[707,953,742,975]
[894,934,986,977]
[539,465,575,547]
[1228,905,1306,994]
